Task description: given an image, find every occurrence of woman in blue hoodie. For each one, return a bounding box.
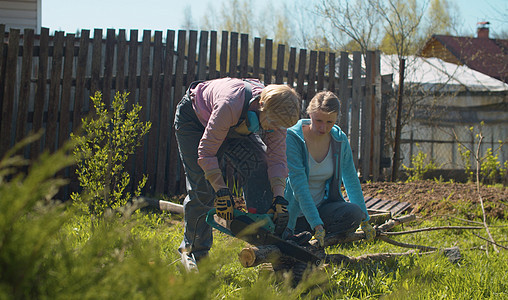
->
[284,91,375,247]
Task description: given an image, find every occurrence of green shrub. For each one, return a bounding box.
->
[71,91,151,216]
[0,133,75,298]
[402,147,438,182]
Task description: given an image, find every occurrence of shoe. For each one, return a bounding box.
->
[180,251,199,273]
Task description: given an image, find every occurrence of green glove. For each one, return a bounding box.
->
[313,225,326,248]
[361,221,376,242]
[214,188,234,220]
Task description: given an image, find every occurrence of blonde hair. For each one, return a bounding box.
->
[306,91,340,116]
[259,84,301,128]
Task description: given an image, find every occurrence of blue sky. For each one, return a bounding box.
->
[41,0,508,37]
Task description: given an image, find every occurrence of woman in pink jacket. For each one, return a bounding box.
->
[174,77,300,272]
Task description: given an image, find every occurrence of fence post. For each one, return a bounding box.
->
[350,51,362,169]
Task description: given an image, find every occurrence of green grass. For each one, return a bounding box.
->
[1,143,507,299]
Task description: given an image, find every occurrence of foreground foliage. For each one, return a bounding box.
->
[1,137,507,299]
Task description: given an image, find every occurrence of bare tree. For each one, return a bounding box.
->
[316,0,383,54]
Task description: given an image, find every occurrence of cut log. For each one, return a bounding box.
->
[135,197,184,214]
[238,245,282,267]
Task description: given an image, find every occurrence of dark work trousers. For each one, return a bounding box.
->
[174,94,273,260]
[295,200,365,235]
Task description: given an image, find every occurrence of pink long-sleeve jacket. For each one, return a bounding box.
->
[190,77,288,180]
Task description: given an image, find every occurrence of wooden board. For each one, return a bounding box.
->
[348,196,412,217]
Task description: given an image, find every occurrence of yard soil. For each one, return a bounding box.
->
[361,181,507,220]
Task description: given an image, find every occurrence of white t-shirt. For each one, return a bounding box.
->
[307,144,334,208]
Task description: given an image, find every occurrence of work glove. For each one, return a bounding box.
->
[361,221,376,242]
[214,188,234,220]
[267,196,289,236]
[313,225,326,248]
[267,196,288,220]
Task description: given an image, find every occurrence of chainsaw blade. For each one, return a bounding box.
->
[230,215,321,266]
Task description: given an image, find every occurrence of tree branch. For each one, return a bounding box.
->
[383,226,483,236]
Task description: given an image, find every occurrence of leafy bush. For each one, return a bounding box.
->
[71,91,151,216]
[402,146,438,182]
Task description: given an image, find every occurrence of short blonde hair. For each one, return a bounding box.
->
[306,91,340,116]
[259,84,301,128]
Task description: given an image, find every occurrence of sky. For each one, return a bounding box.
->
[41,0,508,38]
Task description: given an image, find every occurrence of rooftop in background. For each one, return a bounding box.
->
[420,23,508,84]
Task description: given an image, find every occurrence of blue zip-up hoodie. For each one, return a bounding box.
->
[284,119,370,231]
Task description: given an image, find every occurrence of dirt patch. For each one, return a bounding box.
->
[361,181,507,220]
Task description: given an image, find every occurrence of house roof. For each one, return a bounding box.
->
[380,54,508,92]
[420,34,508,83]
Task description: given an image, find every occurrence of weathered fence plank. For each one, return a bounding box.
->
[155,30,175,195]
[209,31,217,79]
[339,51,349,135]
[167,30,186,195]
[91,29,103,97]
[253,37,260,79]
[134,30,152,187]
[146,30,163,192]
[31,27,49,158]
[127,30,138,108]
[328,52,336,93]
[372,51,382,181]
[198,31,209,80]
[275,44,285,84]
[229,32,238,78]
[296,49,306,113]
[16,28,34,146]
[0,24,5,108]
[287,47,296,88]
[73,29,90,132]
[116,29,127,93]
[264,39,273,84]
[240,33,248,78]
[317,51,325,92]
[0,28,19,157]
[307,50,317,105]
[220,31,228,78]
[362,51,374,179]
[103,28,115,106]
[58,33,74,149]
[46,31,64,152]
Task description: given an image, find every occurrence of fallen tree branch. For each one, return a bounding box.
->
[383,226,483,236]
[377,235,437,251]
[376,214,417,232]
[471,233,508,250]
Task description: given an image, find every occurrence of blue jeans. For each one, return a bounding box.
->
[174,95,273,259]
[295,200,365,235]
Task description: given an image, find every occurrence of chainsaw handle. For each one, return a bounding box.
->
[205,208,235,236]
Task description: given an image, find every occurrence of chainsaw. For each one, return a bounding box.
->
[205,208,322,267]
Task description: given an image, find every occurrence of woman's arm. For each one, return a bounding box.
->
[286,132,324,229]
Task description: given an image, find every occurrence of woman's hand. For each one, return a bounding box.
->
[314,225,325,247]
[360,221,376,242]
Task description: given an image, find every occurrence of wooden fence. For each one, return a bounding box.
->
[0,25,390,198]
